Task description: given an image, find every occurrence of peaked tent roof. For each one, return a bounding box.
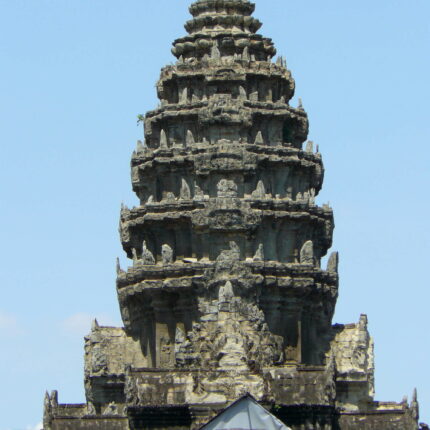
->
[200,394,291,430]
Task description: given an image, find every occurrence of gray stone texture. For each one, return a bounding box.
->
[43,0,420,429]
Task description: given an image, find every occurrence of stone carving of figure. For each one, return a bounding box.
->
[165,192,176,202]
[219,281,234,303]
[253,244,264,262]
[194,184,204,201]
[217,179,238,197]
[217,241,241,262]
[300,240,314,265]
[142,241,155,265]
[162,244,173,265]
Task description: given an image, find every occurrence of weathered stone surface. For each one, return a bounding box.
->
[43,1,420,429]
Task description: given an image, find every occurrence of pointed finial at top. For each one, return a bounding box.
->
[298,98,304,110]
[92,319,99,331]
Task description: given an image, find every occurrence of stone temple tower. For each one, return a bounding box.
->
[43,1,421,429]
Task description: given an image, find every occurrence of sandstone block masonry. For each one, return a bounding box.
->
[43,1,421,429]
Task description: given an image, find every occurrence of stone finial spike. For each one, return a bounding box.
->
[132,248,138,264]
[327,251,339,273]
[44,391,50,406]
[316,144,320,153]
[147,195,154,204]
[211,43,220,59]
[402,395,408,405]
[359,314,368,329]
[161,244,174,265]
[253,244,264,262]
[252,180,266,199]
[242,46,250,61]
[50,390,58,407]
[180,87,188,104]
[136,140,144,153]
[276,56,282,66]
[411,388,419,420]
[180,179,191,200]
[239,86,247,99]
[92,319,99,331]
[142,241,155,265]
[300,240,314,264]
[298,97,304,110]
[202,53,210,62]
[178,55,184,64]
[160,129,168,148]
[305,141,314,153]
[116,257,122,275]
[254,131,264,145]
[186,130,195,146]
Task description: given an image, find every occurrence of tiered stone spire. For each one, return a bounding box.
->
[42,2,420,429]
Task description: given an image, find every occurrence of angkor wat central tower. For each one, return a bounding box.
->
[43,1,420,429]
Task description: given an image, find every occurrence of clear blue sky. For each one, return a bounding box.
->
[0,1,429,429]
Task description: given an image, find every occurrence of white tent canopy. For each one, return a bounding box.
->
[200,394,291,430]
